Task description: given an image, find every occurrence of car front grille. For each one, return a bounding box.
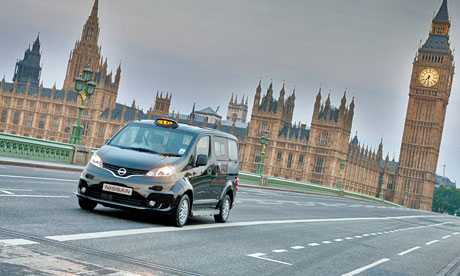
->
[87,190,148,207]
[103,163,149,177]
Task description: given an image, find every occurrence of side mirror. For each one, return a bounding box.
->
[196,154,208,167]
[104,138,111,145]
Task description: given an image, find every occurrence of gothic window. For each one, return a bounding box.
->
[41,103,48,112]
[276,151,282,166]
[55,105,61,113]
[314,157,324,173]
[51,119,59,132]
[297,155,304,169]
[111,126,118,136]
[287,153,293,168]
[97,124,105,139]
[16,99,23,108]
[29,101,36,110]
[64,121,71,133]
[320,132,329,145]
[87,28,94,41]
[13,112,20,125]
[38,116,46,129]
[1,110,7,123]
[101,96,105,108]
[254,149,261,163]
[387,183,393,190]
[3,98,10,106]
[25,114,33,128]
[82,122,89,136]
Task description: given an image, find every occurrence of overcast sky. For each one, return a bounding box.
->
[1,0,459,186]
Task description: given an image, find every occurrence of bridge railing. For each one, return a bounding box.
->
[0,132,92,165]
[238,171,401,207]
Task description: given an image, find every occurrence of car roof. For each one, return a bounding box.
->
[132,120,238,140]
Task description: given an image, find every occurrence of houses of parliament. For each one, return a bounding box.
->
[0,0,454,211]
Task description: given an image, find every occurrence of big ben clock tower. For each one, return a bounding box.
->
[395,0,454,210]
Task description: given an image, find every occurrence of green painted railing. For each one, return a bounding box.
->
[0,133,74,164]
[238,171,401,207]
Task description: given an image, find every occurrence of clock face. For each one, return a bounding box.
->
[419,68,439,87]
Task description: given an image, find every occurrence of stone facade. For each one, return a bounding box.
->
[394,0,454,211]
[226,94,248,123]
[0,0,171,148]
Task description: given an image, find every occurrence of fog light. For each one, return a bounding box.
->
[148,200,156,207]
[81,187,87,194]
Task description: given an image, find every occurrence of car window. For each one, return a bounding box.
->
[228,139,238,161]
[109,123,196,156]
[196,136,210,157]
[214,136,228,161]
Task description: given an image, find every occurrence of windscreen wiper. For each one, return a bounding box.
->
[129,147,159,154]
[160,153,182,157]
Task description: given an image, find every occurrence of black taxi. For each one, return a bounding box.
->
[76,119,239,227]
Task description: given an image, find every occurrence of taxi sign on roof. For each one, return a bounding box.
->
[155,119,178,128]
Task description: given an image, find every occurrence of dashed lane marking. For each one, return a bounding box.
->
[426,240,439,245]
[397,246,421,256]
[334,239,344,242]
[342,258,390,276]
[453,232,459,235]
[247,253,292,266]
[345,237,353,240]
[308,243,320,246]
[272,249,288,253]
[0,174,77,182]
[291,246,304,249]
[354,235,363,238]
[442,235,451,239]
[0,239,38,246]
[0,190,14,195]
[322,241,332,244]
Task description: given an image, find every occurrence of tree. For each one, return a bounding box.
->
[432,186,460,215]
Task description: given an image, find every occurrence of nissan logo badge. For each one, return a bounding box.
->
[118,168,127,176]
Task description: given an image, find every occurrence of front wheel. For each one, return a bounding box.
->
[172,194,190,227]
[78,198,97,211]
[214,194,231,223]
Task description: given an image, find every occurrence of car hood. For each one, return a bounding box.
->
[97,145,178,171]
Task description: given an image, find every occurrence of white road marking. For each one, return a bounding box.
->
[453,232,459,235]
[345,237,353,240]
[247,253,292,266]
[362,234,370,237]
[354,235,362,238]
[377,232,383,235]
[0,195,69,198]
[291,246,304,249]
[322,241,332,244]
[308,243,320,246]
[334,239,344,242]
[0,174,76,182]
[0,189,33,191]
[272,249,287,253]
[426,240,439,245]
[0,239,38,246]
[442,235,451,239]
[397,246,421,256]
[0,190,14,195]
[43,217,451,242]
[342,258,390,276]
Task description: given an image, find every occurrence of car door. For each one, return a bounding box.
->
[188,135,213,206]
[209,136,229,200]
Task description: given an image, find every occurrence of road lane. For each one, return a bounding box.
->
[1,167,459,275]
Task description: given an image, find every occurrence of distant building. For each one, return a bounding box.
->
[435,175,456,188]
[0,0,169,148]
[226,94,248,123]
[194,105,221,124]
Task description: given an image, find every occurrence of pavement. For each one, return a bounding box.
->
[0,163,459,275]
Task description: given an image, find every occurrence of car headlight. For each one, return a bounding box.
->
[146,166,175,177]
[89,154,103,169]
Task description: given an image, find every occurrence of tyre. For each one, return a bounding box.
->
[78,198,97,211]
[172,194,190,227]
[214,194,231,223]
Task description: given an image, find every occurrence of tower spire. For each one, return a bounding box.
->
[90,0,99,19]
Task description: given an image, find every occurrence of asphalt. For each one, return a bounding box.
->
[0,162,459,275]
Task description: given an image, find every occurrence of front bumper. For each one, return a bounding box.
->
[78,165,179,213]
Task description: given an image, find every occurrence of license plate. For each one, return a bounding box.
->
[102,184,132,196]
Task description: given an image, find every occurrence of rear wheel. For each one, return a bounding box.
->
[78,198,97,211]
[214,194,231,223]
[172,194,190,227]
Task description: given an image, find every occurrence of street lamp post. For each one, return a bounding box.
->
[378,175,385,201]
[337,160,345,196]
[256,129,269,175]
[69,66,96,145]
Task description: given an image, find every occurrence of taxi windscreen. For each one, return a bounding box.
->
[108,123,197,157]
